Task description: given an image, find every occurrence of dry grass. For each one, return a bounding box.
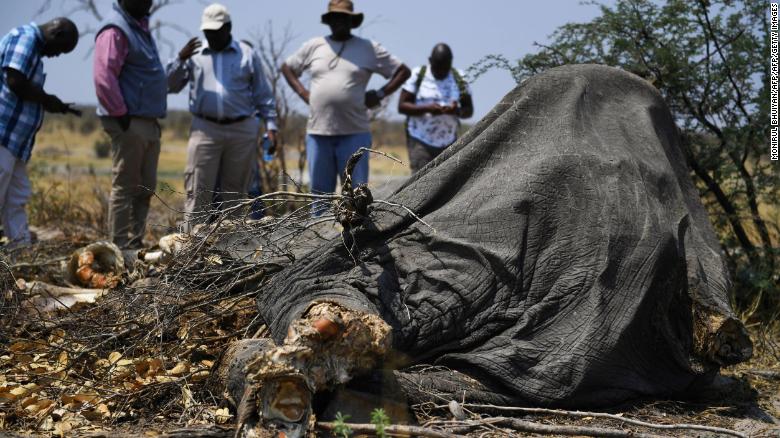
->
[26,127,412,243]
[33,127,411,180]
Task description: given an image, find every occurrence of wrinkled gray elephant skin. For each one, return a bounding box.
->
[257,64,752,407]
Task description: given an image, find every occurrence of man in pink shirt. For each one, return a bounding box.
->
[93,0,167,249]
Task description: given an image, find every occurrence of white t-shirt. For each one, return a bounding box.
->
[402,65,471,148]
[286,36,403,135]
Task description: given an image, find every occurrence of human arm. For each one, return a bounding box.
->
[456,93,474,119]
[3,68,73,114]
[166,37,200,94]
[281,62,309,105]
[397,67,442,116]
[281,40,316,106]
[250,50,278,152]
[93,28,130,129]
[365,64,411,109]
[433,70,475,118]
[445,69,474,118]
[1,27,74,114]
[438,94,474,119]
[438,98,471,118]
[397,89,444,116]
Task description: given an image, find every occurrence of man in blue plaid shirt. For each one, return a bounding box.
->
[0,18,79,246]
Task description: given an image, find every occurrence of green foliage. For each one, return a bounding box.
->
[469,0,778,315]
[331,412,352,438]
[370,408,391,438]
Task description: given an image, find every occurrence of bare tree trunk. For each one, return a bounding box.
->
[253,22,297,198]
[37,0,185,57]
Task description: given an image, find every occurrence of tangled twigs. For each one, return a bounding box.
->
[336,147,377,228]
[11,255,69,269]
[86,425,234,437]
[433,403,748,438]
[317,421,463,438]
[335,147,436,260]
[62,325,138,372]
[449,417,666,438]
[318,418,666,438]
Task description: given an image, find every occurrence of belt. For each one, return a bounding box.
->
[195,114,251,125]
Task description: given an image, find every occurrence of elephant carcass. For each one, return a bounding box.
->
[224,64,752,434]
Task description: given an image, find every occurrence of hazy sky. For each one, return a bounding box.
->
[2,0,610,121]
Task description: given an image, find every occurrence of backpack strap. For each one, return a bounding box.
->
[415,66,469,98]
[413,65,427,98]
[406,66,427,134]
[451,68,469,97]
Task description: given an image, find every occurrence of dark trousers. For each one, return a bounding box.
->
[406,135,447,174]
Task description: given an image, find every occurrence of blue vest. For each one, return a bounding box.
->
[96,4,167,119]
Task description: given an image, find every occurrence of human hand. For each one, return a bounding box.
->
[178,37,202,61]
[300,89,310,105]
[116,114,131,131]
[365,89,382,109]
[266,130,278,155]
[441,101,459,115]
[42,94,68,113]
[425,103,444,115]
[64,103,82,117]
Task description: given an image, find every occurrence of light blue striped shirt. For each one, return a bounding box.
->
[166,39,277,129]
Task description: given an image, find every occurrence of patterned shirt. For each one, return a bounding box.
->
[402,65,471,148]
[0,23,45,162]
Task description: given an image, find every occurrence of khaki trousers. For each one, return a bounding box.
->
[101,117,161,249]
[184,116,260,230]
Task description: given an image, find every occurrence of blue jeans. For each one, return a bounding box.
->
[306,132,370,191]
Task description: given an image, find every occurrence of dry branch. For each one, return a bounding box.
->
[481,417,666,438]
[86,426,233,438]
[317,421,464,438]
[744,369,780,380]
[436,403,748,438]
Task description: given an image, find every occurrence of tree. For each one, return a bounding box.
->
[469,0,777,312]
[251,22,301,195]
[35,0,187,56]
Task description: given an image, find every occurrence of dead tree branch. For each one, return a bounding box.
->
[317,421,464,438]
[435,404,748,438]
[467,417,665,438]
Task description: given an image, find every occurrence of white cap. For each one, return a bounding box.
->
[201,3,231,31]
